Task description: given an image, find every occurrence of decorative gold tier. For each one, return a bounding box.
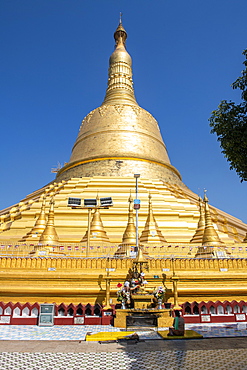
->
[56,158,183,186]
[1,256,247,305]
[0,177,246,245]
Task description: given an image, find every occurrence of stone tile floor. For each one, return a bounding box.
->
[0,324,247,369]
[0,324,122,341]
[186,322,247,338]
[0,346,247,369]
[0,322,246,340]
[0,349,247,370]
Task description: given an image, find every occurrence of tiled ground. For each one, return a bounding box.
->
[0,325,122,341]
[0,325,162,341]
[187,322,247,338]
[0,322,247,341]
[1,348,247,369]
[0,324,247,369]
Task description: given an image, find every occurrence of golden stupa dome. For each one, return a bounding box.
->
[56,21,183,186]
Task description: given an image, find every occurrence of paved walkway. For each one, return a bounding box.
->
[1,339,247,369]
[0,325,247,369]
[0,323,246,340]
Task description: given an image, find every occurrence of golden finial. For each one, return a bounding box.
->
[81,203,110,244]
[39,196,59,245]
[148,192,154,221]
[114,17,127,46]
[190,195,205,243]
[140,193,166,243]
[202,191,223,246]
[116,192,136,255]
[20,193,47,241]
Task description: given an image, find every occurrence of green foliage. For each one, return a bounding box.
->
[209,49,247,182]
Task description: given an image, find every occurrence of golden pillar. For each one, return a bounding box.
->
[104,276,112,310]
[171,276,180,310]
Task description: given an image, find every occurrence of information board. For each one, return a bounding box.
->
[38,304,55,326]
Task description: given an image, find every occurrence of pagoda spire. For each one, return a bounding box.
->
[39,197,59,245]
[115,192,137,257]
[195,191,223,258]
[81,196,110,244]
[103,20,137,105]
[140,193,166,243]
[20,194,47,242]
[121,191,136,245]
[190,196,205,243]
[122,192,136,245]
[202,191,223,247]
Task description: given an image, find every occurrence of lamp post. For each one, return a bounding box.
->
[68,196,113,258]
[134,174,140,255]
[83,198,98,257]
[86,208,92,257]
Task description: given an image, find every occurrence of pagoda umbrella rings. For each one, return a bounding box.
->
[68,197,113,257]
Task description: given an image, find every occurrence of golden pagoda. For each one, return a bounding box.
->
[1,20,246,249]
[0,20,247,306]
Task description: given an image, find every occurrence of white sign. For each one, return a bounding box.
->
[103,312,112,316]
[106,268,115,272]
[0,316,11,324]
[216,251,226,258]
[236,314,246,321]
[38,251,47,256]
[201,315,211,322]
[74,317,84,324]
[220,268,228,272]
[130,251,137,258]
[162,268,170,272]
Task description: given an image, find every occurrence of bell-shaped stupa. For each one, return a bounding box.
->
[56,21,182,186]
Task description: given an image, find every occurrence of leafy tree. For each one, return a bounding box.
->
[209,49,247,182]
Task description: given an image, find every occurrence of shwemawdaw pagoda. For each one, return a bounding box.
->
[1,20,247,323]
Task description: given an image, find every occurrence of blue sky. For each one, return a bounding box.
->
[1,0,247,223]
